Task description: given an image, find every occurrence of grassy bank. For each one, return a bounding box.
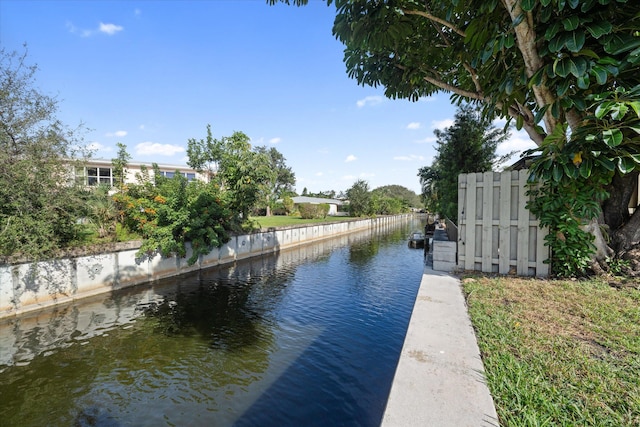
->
[250,215,355,229]
[463,275,640,426]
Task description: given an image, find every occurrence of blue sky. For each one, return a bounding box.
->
[1,1,535,195]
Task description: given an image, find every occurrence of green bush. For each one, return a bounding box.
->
[298,203,329,219]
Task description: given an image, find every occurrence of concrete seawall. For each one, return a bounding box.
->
[0,215,414,319]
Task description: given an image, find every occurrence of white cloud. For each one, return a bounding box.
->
[356,95,384,108]
[393,154,425,161]
[342,175,356,181]
[134,8,142,16]
[406,122,421,130]
[317,148,329,154]
[67,21,123,37]
[269,137,281,144]
[135,142,185,156]
[106,130,127,138]
[86,142,110,152]
[99,22,124,35]
[431,119,454,129]
[414,136,437,144]
[315,172,324,176]
[359,172,375,178]
[498,131,537,158]
[345,154,357,162]
[139,124,145,130]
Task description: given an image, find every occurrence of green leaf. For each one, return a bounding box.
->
[512,13,525,27]
[565,31,586,52]
[603,128,623,147]
[577,74,590,89]
[552,164,563,181]
[548,34,565,53]
[534,105,549,124]
[570,96,586,111]
[570,57,588,77]
[529,67,545,87]
[504,34,515,48]
[553,58,571,77]
[595,101,615,119]
[579,158,592,178]
[629,47,640,65]
[595,156,616,171]
[604,34,640,55]
[557,78,571,96]
[609,103,629,120]
[585,21,612,39]
[562,16,580,31]
[629,101,640,117]
[590,65,608,85]
[545,22,562,41]
[521,0,535,12]
[541,0,552,5]
[617,157,635,174]
[630,126,640,135]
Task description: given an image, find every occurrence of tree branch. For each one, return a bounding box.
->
[502,0,557,134]
[421,74,484,101]
[402,9,466,38]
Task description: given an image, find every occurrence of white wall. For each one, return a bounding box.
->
[0,215,413,319]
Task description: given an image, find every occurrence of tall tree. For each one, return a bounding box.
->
[418,105,510,222]
[254,146,296,216]
[187,125,272,221]
[112,142,131,191]
[0,47,87,260]
[346,179,372,217]
[273,0,640,274]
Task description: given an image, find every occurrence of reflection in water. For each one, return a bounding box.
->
[0,219,426,427]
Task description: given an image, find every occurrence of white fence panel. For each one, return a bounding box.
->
[458,170,549,277]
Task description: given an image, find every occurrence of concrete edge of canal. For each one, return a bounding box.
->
[381,265,500,427]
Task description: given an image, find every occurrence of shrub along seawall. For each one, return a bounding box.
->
[0,215,414,319]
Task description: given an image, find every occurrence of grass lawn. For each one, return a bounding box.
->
[463,274,640,426]
[250,215,355,229]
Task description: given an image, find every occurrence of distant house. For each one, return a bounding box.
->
[72,158,206,187]
[291,196,348,216]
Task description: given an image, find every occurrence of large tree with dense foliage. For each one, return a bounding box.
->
[0,47,88,260]
[371,184,422,209]
[273,0,640,276]
[419,104,510,222]
[346,179,372,217]
[254,145,296,216]
[187,125,273,221]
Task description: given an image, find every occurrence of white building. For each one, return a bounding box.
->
[73,158,207,187]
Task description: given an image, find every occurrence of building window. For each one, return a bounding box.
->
[76,166,113,186]
[159,171,197,182]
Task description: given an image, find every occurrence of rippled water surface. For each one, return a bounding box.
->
[1,220,426,426]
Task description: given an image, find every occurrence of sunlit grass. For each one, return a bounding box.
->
[463,275,640,426]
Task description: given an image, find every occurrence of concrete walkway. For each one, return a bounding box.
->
[381,266,500,427]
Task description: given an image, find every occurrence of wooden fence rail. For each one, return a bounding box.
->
[457,170,550,277]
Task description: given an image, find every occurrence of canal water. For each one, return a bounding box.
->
[0,219,426,427]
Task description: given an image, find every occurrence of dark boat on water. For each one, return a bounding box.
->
[408,231,425,249]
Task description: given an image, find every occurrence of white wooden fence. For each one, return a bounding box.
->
[457,170,550,277]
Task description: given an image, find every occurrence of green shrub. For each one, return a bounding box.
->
[298,203,329,219]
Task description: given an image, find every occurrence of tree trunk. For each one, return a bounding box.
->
[602,171,638,232]
[598,171,640,272]
[612,210,640,252]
